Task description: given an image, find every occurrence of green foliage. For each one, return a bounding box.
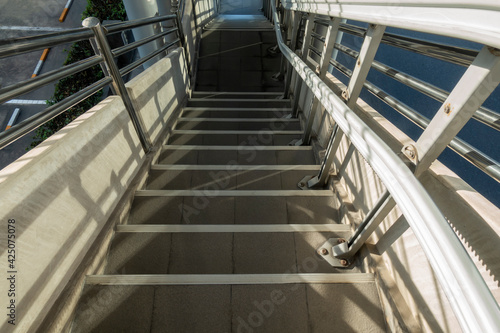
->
[29,0,127,149]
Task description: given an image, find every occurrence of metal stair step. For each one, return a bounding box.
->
[186,98,291,108]
[127,195,339,225]
[71,279,386,333]
[167,132,302,146]
[174,118,301,130]
[181,107,292,118]
[103,231,352,274]
[146,168,319,190]
[158,147,315,165]
[191,91,284,99]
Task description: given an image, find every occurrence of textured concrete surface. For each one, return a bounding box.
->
[196,29,284,92]
[0,48,190,331]
[72,283,385,333]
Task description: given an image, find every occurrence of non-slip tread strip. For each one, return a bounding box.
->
[116,224,351,233]
[135,190,333,197]
[86,273,375,285]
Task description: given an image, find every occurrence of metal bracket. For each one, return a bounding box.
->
[401,144,418,165]
[297,175,324,190]
[271,71,285,81]
[289,138,303,146]
[317,238,351,268]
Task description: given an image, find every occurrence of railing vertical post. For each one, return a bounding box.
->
[291,13,315,118]
[407,46,500,176]
[296,17,340,146]
[283,11,302,99]
[85,18,152,152]
[82,18,117,95]
[171,0,192,85]
[343,24,386,108]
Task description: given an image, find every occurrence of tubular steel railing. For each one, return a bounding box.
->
[0,13,185,152]
[265,0,500,332]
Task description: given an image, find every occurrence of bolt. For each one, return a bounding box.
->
[488,47,500,56]
[298,182,305,187]
[338,238,346,244]
[357,59,361,66]
[341,89,349,101]
[340,259,349,266]
[319,248,328,255]
[444,104,452,115]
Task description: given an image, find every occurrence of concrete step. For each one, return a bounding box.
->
[167,132,302,146]
[158,146,315,165]
[181,107,292,118]
[187,98,291,108]
[191,91,283,99]
[146,168,319,190]
[174,118,301,130]
[71,278,386,333]
[104,229,352,274]
[127,193,339,225]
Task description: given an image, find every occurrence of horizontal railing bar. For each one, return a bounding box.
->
[119,39,179,77]
[331,42,500,131]
[112,27,178,58]
[0,55,103,105]
[315,18,477,67]
[0,29,94,59]
[0,77,112,150]
[326,55,500,183]
[0,15,177,59]
[104,14,177,34]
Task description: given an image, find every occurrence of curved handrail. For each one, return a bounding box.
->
[281,0,500,49]
[269,0,500,332]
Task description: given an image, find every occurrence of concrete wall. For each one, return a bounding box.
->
[0,48,188,333]
[291,59,500,332]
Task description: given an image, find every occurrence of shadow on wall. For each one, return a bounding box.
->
[0,48,189,333]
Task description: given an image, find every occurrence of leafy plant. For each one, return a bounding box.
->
[29,0,126,149]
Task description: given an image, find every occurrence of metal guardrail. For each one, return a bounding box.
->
[0,13,183,152]
[306,42,500,183]
[266,0,500,332]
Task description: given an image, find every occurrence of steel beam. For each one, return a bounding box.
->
[410,46,500,176]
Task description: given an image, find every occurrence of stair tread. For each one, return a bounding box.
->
[104,232,351,275]
[72,282,386,333]
[146,169,318,190]
[128,195,339,225]
[168,133,302,145]
[158,148,316,165]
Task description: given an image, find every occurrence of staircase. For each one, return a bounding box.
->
[69,24,388,333]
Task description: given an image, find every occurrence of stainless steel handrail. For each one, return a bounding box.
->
[0,78,113,148]
[310,31,500,132]
[269,0,500,331]
[0,55,104,105]
[0,14,181,151]
[307,30,500,183]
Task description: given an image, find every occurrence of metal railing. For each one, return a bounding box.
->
[265,0,500,332]
[0,13,185,152]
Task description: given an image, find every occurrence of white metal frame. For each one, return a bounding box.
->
[281,0,500,49]
[270,1,500,332]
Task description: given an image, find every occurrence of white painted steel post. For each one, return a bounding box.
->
[291,13,315,117]
[344,24,386,109]
[409,46,500,176]
[299,17,340,145]
[284,10,301,98]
